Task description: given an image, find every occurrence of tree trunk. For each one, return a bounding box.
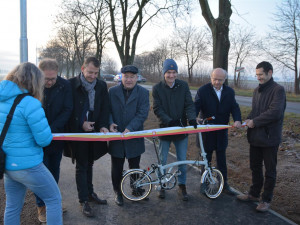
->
[199,0,232,84]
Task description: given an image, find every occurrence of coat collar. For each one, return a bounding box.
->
[114,83,138,105]
[209,83,228,102]
[43,76,65,106]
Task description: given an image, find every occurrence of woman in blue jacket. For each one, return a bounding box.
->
[0,62,62,225]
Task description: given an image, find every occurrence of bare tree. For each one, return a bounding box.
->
[174,25,209,83]
[229,25,257,87]
[102,55,118,74]
[264,0,300,94]
[105,0,186,66]
[199,0,232,76]
[63,0,111,68]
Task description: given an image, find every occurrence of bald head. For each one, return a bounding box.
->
[210,68,226,90]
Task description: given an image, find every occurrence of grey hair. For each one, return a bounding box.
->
[5,62,44,102]
[210,68,228,79]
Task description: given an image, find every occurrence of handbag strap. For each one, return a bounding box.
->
[0,93,30,146]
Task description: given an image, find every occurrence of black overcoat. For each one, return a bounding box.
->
[65,74,109,161]
[194,83,241,151]
[43,76,73,153]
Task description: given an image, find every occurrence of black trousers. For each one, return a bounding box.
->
[206,148,228,183]
[249,145,278,203]
[75,143,94,203]
[111,155,141,193]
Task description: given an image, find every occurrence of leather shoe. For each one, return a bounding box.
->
[236,193,259,202]
[81,201,94,217]
[256,201,270,212]
[88,192,107,205]
[115,193,124,206]
[178,184,189,201]
[223,183,236,196]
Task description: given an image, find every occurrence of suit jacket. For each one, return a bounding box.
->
[194,83,241,151]
[108,84,149,159]
[65,74,109,161]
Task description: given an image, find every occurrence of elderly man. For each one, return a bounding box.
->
[237,62,286,212]
[153,59,197,201]
[35,58,73,223]
[194,68,241,195]
[108,65,149,206]
[66,57,109,217]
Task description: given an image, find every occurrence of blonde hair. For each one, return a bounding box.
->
[5,62,44,102]
[39,58,59,71]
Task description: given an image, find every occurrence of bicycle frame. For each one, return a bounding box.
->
[123,132,216,186]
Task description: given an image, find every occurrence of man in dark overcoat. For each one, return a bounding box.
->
[34,58,73,223]
[237,61,286,212]
[194,68,241,195]
[108,65,149,206]
[66,57,109,217]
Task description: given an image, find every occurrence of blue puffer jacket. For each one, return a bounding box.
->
[0,80,52,171]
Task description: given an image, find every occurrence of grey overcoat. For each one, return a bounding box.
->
[108,84,149,159]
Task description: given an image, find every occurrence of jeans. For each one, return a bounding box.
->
[159,136,188,185]
[111,155,141,193]
[35,148,63,207]
[249,145,278,203]
[4,163,62,225]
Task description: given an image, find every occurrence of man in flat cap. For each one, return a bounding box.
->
[108,65,150,206]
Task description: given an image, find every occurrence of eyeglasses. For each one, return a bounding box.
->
[45,77,57,82]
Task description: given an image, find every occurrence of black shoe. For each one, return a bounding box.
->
[178,184,189,201]
[158,189,165,199]
[223,183,236,196]
[88,192,107,205]
[81,201,94,217]
[115,193,124,206]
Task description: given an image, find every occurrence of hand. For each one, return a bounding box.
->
[122,128,130,134]
[109,123,118,132]
[246,119,255,128]
[100,127,109,133]
[82,121,95,132]
[233,121,242,128]
[189,119,198,129]
[168,120,181,127]
[196,118,203,125]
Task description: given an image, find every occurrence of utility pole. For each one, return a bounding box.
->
[20,0,28,63]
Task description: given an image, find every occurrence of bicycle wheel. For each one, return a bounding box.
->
[201,168,224,199]
[121,170,152,201]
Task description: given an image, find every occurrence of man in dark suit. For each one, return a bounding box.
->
[67,57,109,217]
[108,65,149,206]
[35,58,73,223]
[194,68,241,195]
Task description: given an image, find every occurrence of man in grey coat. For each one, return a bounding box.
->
[108,65,150,206]
[237,61,286,212]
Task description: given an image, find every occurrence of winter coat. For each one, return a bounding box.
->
[65,74,109,161]
[152,79,196,141]
[247,78,286,147]
[0,80,52,171]
[194,83,241,151]
[108,84,149,159]
[43,76,73,153]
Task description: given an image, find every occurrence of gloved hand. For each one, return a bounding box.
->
[168,119,181,127]
[189,119,198,129]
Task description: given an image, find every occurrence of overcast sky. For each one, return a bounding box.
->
[0,0,283,77]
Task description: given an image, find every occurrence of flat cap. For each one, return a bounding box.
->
[121,65,138,74]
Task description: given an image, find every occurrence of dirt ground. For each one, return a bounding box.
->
[1,109,299,224]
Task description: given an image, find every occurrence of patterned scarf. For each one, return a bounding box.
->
[80,73,96,111]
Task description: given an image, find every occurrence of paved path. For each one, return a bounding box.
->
[59,140,296,225]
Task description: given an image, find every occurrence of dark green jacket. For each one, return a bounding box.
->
[152,79,196,141]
